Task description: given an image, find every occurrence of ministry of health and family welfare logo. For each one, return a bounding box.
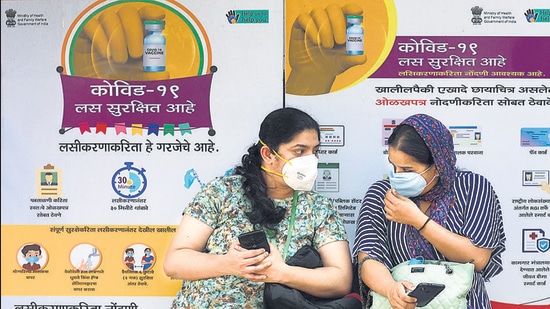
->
[471,6,483,25]
[5,9,16,27]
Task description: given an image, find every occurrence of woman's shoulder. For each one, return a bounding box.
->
[455,170,492,184]
[207,174,244,184]
[301,191,337,210]
[371,178,391,188]
[191,175,246,210]
[303,190,330,201]
[202,174,245,192]
[366,179,391,195]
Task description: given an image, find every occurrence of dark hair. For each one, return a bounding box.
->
[234,107,320,230]
[387,124,433,165]
[22,244,42,255]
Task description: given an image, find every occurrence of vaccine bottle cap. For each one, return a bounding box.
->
[144,20,165,30]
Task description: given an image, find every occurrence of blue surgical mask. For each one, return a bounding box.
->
[26,256,39,263]
[389,165,435,197]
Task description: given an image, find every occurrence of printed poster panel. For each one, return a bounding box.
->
[1,0,283,307]
[286,0,549,307]
[1,0,549,308]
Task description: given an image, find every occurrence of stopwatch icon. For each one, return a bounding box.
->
[111,162,147,198]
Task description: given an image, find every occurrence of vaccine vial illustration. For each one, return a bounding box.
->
[143,20,166,72]
[346,15,364,56]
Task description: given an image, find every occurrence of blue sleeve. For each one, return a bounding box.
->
[352,180,394,267]
[455,172,506,279]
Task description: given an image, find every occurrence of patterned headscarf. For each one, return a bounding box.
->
[401,114,457,259]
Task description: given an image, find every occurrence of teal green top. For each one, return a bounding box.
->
[171,174,348,308]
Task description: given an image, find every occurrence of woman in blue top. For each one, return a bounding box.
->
[164,107,354,308]
[353,113,506,309]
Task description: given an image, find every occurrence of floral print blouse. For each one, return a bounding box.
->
[171,175,348,309]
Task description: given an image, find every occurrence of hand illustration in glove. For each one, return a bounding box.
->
[286,3,367,95]
[73,3,170,80]
[524,9,538,23]
[226,10,240,24]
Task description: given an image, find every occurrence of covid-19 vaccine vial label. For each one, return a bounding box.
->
[143,20,166,72]
[346,15,364,56]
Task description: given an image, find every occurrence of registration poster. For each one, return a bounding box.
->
[2,0,549,308]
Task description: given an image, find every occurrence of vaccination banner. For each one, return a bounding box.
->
[2,0,549,308]
[2,0,283,307]
[285,0,549,308]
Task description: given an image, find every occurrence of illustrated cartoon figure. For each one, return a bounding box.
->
[474,132,482,141]
[41,172,58,186]
[323,170,332,180]
[21,244,42,271]
[124,247,135,270]
[141,247,155,271]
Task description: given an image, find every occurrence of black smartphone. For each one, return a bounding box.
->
[407,282,445,307]
[238,230,270,253]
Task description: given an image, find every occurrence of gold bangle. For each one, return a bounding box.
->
[418,217,431,232]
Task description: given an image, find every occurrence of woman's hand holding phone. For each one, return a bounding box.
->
[407,282,445,307]
[238,230,270,253]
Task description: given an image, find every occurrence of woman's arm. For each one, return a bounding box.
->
[260,240,353,298]
[163,214,270,281]
[358,252,416,309]
[385,189,492,271]
[416,218,492,271]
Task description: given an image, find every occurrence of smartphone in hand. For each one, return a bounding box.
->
[407,282,445,307]
[238,230,270,253]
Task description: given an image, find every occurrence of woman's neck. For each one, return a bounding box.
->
[264,172,294,199]
[268,187,294,199]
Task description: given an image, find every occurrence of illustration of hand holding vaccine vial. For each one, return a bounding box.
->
[70,2,204,81]
[286,3,367,95]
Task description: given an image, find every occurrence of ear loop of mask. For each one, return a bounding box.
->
[259,139,291,178]
[424,165,438,187]
[419,164,433,175]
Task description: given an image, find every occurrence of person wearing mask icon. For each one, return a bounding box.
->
[141,247,154,271]
[21,244,43,271]
[124,247,135,270]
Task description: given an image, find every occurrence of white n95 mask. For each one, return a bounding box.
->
[281,154,319,191]
[261,153,319,191]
